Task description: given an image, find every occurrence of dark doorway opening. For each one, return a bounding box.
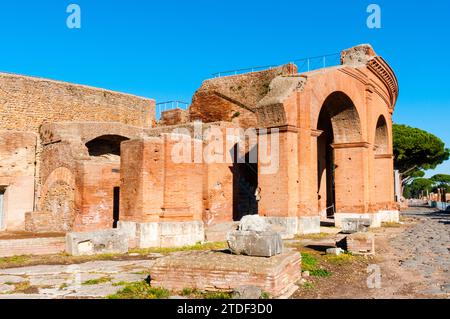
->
[231,144,258,221]
[113,187,120,228]
[317,112,335,218]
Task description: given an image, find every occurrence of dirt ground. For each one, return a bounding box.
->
[292,207,449,299]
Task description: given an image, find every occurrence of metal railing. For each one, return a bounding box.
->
[155,100,189,120]
[212,64,278,78]
[211,53,341,78]
[294,53,340,73]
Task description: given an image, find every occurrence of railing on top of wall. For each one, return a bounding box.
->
[155,100,189,120]
[211,53,341,78]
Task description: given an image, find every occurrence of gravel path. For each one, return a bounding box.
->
[389,207,450,296]
[0,259,153,299]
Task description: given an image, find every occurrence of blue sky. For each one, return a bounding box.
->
[0,1,448,175]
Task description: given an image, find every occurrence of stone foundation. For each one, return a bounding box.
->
[65,229,128,256]
[118,220,204,248]
[263,216,320,238]
[149,250,301,297]
[298,216,321,234]
[335,210,399,228]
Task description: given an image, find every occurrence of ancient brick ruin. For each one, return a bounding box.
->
[0,44,399,250]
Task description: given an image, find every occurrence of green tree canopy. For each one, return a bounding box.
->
[430,174,450,184]
[404,178,434,198]
[393,124,449,182]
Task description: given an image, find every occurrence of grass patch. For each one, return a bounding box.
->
[296,233,332,240]
[301,282,315,290]
[107,281,170,299]
[82,276,111,286]
[324,252,354,266]
[179,288,232,299]
[382,222,401,228]
[301,252,318,272]
[261,291,270,299]
[10,281,39,294]
[301,252,332,277]
[59,283,69,290]
[112,281,129,287]
[203,291,232,299]
[129,242,227,255]
[309,269,332,277]
[0,255,33,267]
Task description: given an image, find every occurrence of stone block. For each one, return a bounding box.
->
[298,216,321,234]
[227,230,283,257]
[118,220,204,248]
[65,229,128,256]
[343,232,375,255]
[263,217,298,239]
[326,247,344,256]
[341,218,371,234]
[149,250,301,298]
[238,215,269,232]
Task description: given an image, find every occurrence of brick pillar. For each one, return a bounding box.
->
[372,154,395,210]
[258,126,298,218]
[257,126,300,237]
[332,142,371,225]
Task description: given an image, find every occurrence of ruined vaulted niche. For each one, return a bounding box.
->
[85,135,130,157]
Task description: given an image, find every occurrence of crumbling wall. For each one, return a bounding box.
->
[0,73,155,133]
[189,64,297,128]
[0,131,37,230]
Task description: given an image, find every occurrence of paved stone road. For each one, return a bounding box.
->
[0,259,154,299]
[390,207,450,296]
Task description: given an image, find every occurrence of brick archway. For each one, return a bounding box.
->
[316,91,363,217]
[372,115,395,210]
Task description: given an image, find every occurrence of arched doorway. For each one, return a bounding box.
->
[373,115,394,208]
[374,116,388,155]
[84,134,129,229]
[317,92,362,218]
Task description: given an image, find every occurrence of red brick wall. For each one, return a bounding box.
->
[74,161,121,231]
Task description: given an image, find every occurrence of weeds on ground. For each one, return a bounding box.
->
[82,276,111,285]
[107,281,170,299]
[129,242,227,255]
[179,287,232,299]
[301,252,332,277]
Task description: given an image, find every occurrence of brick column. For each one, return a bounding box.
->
[332,142,371,226]
[257,126,299,237]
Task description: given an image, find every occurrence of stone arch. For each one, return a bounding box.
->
[85,135,130,157]
[316,91,363,217]
[374,115,388,154]
[39,167,76,232]
[317,91,362,144]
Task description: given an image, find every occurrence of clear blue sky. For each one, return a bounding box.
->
[0,1,448,175]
